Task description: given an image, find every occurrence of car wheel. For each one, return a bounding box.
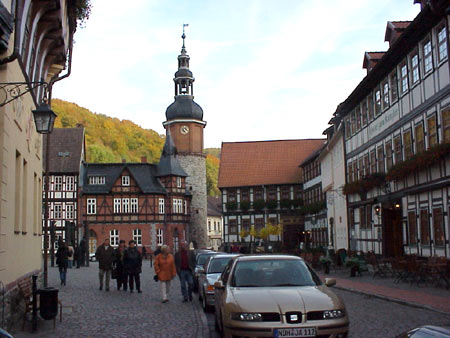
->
[202,295,213,313]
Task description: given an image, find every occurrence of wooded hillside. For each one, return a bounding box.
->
[51,99,220,196]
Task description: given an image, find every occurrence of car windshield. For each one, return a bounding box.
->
[232,259,320,287]
[208,257,233,274]
[197,253,215,265]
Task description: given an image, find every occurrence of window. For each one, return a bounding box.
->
[114,198,121,213]
[360,207,366,230]
[432,207,444,246]
[131,198,138,213]
[157,228,164,245]
[87,198,96,214]
[54,204,62,219]
[255,218,264,232]
[350,110,356,135]
[423,39,433,74]
[122,198,130,213]
[427,114,438,148]
[228,189,236,202]
[122,175,130,186]
[89,176,105,185]
[385,140,393,170]
[229,219,237,234]
[403,130,413,159]
[352,161,358,182]
[347,162,353,183]
[172,199,183,213]
[367,94,374,121]
[184,200,188,215]
[254,187,263,201]
[374,88,382,116]
[281,187,290,200]
[208,220,211,232]
[159,198,164,214]
[366,205,372,230]
[408,211,417,245]
[442,107,450,143]
[355,107,361,131]
[390,71,398,102]
[242,219,250,232]
[268,186,277,200]
[415,123,425,154]
[382,81,389,110]
[133,228,142,245]
[110,229,119,247]
[358,158,364,179]
[400,63,409,94]
[370,150,377,174]
[66,177,75,191]
[394,135,403,164]
[377,145,385,173]
[438,25,447,62]
[241,188,249,201]
[176,177,182,188]
[66,204,74,219]
[411,53,420,84]
[420,209,430,245]
[54,176,62,191]
[361,99,368,126]
[345,117,351,138]
[177,199,183,214]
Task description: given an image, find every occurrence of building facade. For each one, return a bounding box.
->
[207,196,222,251]
[0,0,77,328]
[80,134,191,253]
[336,1,450,257]
[218,140,325,251]
[162,32,208,249]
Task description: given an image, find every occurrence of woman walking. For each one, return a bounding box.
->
[56,241,70,285]
[154,245,176,303]
[114,240,128,291]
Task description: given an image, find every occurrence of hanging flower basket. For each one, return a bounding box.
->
[342,173,386,196]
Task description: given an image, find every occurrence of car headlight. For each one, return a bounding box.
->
[231,313,262,321]
[323,309,345,319]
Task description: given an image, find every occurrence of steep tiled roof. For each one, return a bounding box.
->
[157,130,188,177]
[44,128,85,173]
[207,196,222,217]
[218,139,325,188]
[81,163,167,194]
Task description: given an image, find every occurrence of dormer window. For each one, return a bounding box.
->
[176,177,182,188]
[122,175,130,186]
[89,176,105,185]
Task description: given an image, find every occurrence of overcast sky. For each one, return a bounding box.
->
[52,0,420,149]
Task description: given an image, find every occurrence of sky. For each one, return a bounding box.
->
[52,0,420,149]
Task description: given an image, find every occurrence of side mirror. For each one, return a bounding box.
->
[324,278,336,287]
[214,280,225,289]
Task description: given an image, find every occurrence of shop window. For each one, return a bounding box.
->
[420,209,430,245]
[408,211,417,245]
[433,207,444,246]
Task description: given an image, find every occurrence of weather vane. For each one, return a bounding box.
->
[182,23,189,47]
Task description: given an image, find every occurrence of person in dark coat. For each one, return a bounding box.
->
[174,242,196,302]
[124,240,142,293]
[56,241,70,285]
[74,245,81,268]
[95,238,115,291]
[114,240,128,291]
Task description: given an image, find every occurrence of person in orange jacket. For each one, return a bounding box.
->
[154,245,177,303]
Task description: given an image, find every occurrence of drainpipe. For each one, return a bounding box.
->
[0,0,23,65]
[48,30,73,103]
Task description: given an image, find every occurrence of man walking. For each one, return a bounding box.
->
[95,238,115,291]
[124,240,142,293]
[174,242,195,302]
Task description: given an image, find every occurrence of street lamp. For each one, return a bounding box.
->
[33,101,57,287]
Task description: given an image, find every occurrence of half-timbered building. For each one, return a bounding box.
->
[335,0,450,258]
[80,133,191,254]
[218,139,325,251]
[207,196,222,251]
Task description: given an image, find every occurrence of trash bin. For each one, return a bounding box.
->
[39,287,58,320]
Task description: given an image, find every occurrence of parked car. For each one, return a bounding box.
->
[193,250,218,292]
[395,326,450,338]
[214,255,349,338]
[198,254,239,312]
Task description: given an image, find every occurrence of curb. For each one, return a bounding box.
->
[332,285,450,316]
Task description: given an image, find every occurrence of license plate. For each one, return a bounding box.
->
[274,327,316,337]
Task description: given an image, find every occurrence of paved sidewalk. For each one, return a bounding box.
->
[12,261,210,338]
[317,268,450,314]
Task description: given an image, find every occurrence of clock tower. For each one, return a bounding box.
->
[163,30,208,248]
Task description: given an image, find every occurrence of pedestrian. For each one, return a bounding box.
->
[124,240,142,293]
[154,245,162,257]
[149,247,154,267]
[154,245,176,303]
[95,238,115,291]
[142,246,147,260]
[114,240,128,291]
[80,237,87,266]
[174,242,195,302]
[67,244,74,268]
[74,245,81,268]
[56,241,69,286]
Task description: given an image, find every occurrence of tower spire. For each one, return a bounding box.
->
[174,24,194,97]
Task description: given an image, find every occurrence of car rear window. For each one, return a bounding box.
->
[197,253,215,265]
[208,257,233,274]
[232,259,320,287]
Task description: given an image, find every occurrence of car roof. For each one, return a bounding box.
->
[235,254,303,261]
[209,254,240,259]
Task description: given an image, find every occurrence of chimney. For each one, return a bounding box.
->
[122,159,126,163]
[141,156,147,163]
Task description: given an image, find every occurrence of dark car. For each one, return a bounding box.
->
[193,251,218,292]
[396,326,450,338]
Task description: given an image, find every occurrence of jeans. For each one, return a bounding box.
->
[68,260,73,268]
[179,269,193,300]
[58,266,67,285]
[99,269,111,290]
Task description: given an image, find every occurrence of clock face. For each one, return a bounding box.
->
[180,125,190,135]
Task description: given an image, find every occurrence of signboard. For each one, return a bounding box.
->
[368,107,399,139]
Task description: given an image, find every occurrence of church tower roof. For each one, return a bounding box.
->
[165,27,204,121]
[156,129,188,177]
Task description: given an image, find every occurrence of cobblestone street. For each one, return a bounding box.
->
[12,261,209,338]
